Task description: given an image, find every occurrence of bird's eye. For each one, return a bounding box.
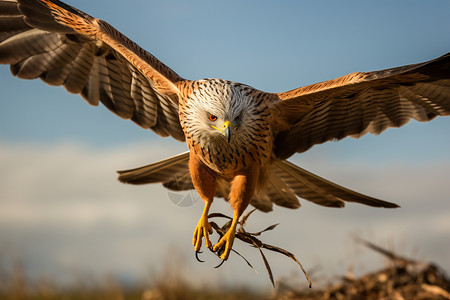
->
[209,114,217,122]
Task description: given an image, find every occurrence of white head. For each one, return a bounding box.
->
[182,79,262,149]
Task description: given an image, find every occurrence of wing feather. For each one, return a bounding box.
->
[129,65,158,127]
[0,0,187,141]
[273,54,450,159]
[0,1,21,17]
[0,16,30,41]
[61,46,93,92]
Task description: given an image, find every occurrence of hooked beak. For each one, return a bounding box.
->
[212,120,233,143]
[224,125,232,143]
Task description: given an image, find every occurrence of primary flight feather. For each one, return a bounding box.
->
[1,0,449,260]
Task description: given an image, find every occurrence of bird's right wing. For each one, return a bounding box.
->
[0,0,187,141]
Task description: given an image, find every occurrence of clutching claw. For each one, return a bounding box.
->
[213,228,236,260]
[212,213,239,260]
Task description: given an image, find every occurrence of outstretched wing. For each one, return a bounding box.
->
[0,0,187,141]
[272,53,450,159]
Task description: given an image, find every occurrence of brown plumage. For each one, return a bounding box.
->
[1,0,450,260]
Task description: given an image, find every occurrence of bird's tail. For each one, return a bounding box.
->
[117,153,399,211]
[117,151,194,190]
[117,151,230,200]
[269,160,399,209]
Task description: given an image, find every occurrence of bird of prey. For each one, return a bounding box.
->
[1,0,449,261]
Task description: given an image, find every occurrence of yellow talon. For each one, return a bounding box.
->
[213,211,239,260]
[213,228,236,260]
[192,214,212,251]
[193,200,213,252]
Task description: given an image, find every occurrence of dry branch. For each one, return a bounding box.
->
[208,210,312,288]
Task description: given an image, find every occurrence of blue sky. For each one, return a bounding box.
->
[2,0,450,150]
[1,0,450,290]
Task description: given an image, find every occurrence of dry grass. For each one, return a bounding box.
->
[1,238,449,300]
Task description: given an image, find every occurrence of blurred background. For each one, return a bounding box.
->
[1,0,450,293]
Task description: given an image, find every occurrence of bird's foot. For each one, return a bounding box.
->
[213,227,236,260]
[193,214,213,252]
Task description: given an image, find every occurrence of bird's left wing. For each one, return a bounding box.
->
[0,0,187,141]
[271,53,450,159]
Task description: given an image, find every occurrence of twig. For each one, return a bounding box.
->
[353,236,417,267]
[207,211,312,288]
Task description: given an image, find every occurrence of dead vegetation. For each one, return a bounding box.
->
[206,209,311,288]
[272,238,450,300]
[206,210,450,299]
[1,217,449,299]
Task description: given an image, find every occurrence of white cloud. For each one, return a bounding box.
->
[0,140,449,289]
